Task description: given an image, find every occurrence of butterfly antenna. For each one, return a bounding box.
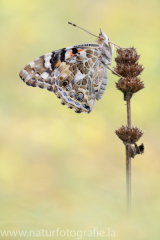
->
[109,41,133,50]
[68,22,100,38]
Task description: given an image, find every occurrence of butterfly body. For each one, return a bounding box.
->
[19,29,114,113]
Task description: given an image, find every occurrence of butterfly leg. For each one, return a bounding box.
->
[106,65,126,79]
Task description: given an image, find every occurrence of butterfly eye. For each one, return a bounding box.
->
[76,92,83,101]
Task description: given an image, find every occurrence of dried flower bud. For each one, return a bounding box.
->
[114,63,144,78]
[116,77,145,100]
[115,47,140,64]
[115,125,143,144]
[113,47,144,79]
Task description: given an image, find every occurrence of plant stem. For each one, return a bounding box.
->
[127,98,131,128]
[126,98,131,214]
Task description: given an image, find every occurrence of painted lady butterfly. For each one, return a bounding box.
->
[19,23,117,113]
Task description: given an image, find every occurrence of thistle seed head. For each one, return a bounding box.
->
[114,63,144,78]
[115,125,143,144]
[114,47,145,100]
[116,77,145,100]
[115,47,140,64]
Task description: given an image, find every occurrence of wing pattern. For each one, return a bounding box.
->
[19,44,108,113]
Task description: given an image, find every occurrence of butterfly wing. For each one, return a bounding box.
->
[19,44,108,113]
[19,53,53,91]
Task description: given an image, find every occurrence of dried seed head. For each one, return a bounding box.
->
[115,47,140,64]
[113,47,144,78]
[114,63,144,78]
[115,125,143,144]
[114,47,145,100]
[116,77,145,100]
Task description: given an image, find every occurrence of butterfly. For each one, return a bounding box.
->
[19,22,115,113]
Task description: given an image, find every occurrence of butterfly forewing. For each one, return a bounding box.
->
[19,44,109,113]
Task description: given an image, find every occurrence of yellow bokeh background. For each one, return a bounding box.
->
[0,0,160,239]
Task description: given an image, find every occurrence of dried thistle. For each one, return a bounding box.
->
[114,63,144,78]
[115,48,140,64]
[114,48,144,77]
[116,77,145,100]
[115,125,143,144]
[114,47,145,100]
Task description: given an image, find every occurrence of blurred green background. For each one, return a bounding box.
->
[0,0,160,239]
